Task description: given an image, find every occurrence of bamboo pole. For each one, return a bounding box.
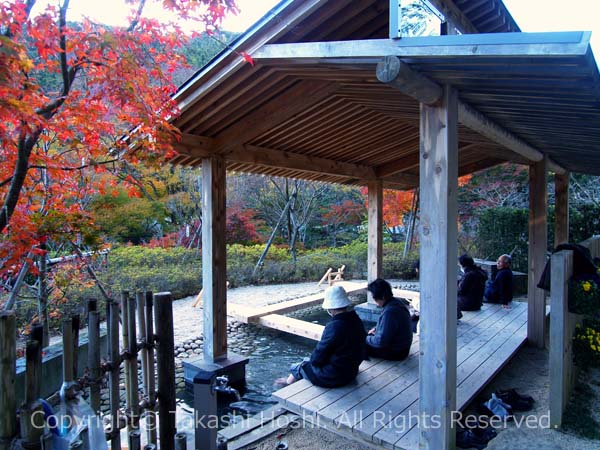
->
[136,292,149,397]
[0,312,16,450]
[121,291,131,430]
[145,291,157,446]
[107,298,121,450]
[127,294,140,430]
[87,299,101,414]
[174,432,187,450]
[154,292,176,450]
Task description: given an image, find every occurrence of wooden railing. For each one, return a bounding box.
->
[549,236,600,427]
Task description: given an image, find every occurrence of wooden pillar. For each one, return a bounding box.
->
[367,180,383,304]
[555,172,570,247]
[418,85,458,450]
[528,158,548,348]
[202,157,228,362]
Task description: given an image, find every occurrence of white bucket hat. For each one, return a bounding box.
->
[322,285,352,310]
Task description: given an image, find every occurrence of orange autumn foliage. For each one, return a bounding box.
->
[0,0,237,277]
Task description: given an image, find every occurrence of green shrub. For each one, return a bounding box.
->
[101,246,202,298]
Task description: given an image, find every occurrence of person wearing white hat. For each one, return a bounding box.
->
[276,285,367,387]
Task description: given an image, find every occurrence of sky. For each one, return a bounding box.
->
[32,0,600,56]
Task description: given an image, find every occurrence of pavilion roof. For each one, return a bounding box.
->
[171,0,600,188]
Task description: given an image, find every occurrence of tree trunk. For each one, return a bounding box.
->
[0,133,40,234]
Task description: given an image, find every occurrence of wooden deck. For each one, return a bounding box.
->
[272,302,528,450]
[228,281,367,323]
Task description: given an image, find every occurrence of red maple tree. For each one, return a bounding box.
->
[0,0,236,277]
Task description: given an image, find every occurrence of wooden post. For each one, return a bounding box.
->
[367,179,383,304]
[202,157,228,362]
[71,314,80,379]
[127,295,140,430]
[62,319,74,385]
[555,172,570,247]
[107,299,121,450]
[418,85,459,450]
[549,250,579,427]
[20,341,44,448]
[145,292,158,446]
[528,158,548,348]
[87,299,101,414]
[154,292,176,450]
[129,429,141,450]
[0,312,16,450]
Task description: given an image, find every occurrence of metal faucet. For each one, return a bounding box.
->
[212,375,241,401]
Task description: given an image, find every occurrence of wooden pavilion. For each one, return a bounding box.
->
[169,1,600,448]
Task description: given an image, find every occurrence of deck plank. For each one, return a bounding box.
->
[378,304,528,447]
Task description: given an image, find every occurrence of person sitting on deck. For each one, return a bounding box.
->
[457,254,488,312]
[484,254,513,309]
[277,285,366,388]
[366,278,413,360]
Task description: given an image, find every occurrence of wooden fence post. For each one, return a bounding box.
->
[0,311,16,450]
[87,299,102,414]
[127,294,140,430]
[154,292,176,450]
[145,291,158,446]
[20,341,45,447]
[107,298,121,450]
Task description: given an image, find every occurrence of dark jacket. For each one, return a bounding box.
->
[484,267,513,305]
[304,310,366,388]
[366,298,413,358]
[458,265,488,311]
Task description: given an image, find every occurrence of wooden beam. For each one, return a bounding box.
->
[419,85,458,450]
[202,157,228,362]
[258,314,324,341]
[376,56,443,105]
[252,32,591,62]
[527,158,548,349]
[457,102,544,163]
[174,135,377,180]
[372,56,567,173]
[555,172,570,247]
[382,172,419,187]
[367,180,383,304]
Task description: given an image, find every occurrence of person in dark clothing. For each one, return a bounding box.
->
[278,285,366,388]
[457,254,488,311]
[366,278,413,360]
[484,254,513,309]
